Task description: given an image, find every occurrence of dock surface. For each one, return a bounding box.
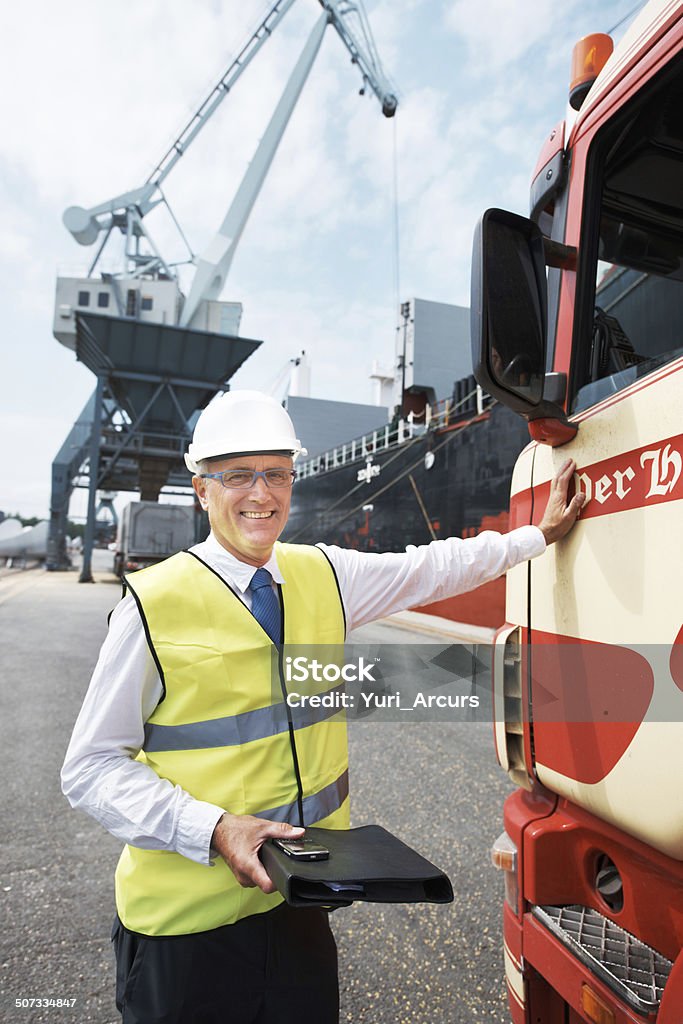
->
[1,555,513,1023]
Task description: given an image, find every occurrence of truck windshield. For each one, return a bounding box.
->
[572,62,683,413]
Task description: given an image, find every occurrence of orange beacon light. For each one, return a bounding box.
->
[569,32,614,110]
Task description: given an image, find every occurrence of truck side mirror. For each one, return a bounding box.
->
[471,208,547,412]
[471,208,578,445]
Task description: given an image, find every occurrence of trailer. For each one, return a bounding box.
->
[113,502,197,576]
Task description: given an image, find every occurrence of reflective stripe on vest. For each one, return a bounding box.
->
[115,543,348,936]
[143,682,347,752]
[256,767,349,824]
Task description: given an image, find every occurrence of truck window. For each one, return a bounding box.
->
[572,63,683,412]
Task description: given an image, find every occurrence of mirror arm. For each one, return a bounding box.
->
[543,237,577,271]
[542,371,567,404]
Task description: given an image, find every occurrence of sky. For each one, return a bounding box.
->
[0,0,640,520]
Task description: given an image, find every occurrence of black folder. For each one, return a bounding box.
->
[259,825,454,907]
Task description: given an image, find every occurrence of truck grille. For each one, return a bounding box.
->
[532,904,673,1014]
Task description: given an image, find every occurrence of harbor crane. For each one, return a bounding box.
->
[48,0,397,578]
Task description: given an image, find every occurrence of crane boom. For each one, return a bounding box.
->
[144,0,299,194]
[60,0,398,327]
[62,0,299,248]
[320,0,397,117]
[179,1,397,327]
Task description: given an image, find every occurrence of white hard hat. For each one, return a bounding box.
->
[184,390,307,474]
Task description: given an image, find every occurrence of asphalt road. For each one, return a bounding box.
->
[0,556,514,1024]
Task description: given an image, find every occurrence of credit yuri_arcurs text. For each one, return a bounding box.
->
[286,687,480,712]
[270,643,489,723]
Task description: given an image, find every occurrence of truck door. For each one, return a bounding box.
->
[527,55,683,862]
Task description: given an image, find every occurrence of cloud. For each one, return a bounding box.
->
[442,0,582,68]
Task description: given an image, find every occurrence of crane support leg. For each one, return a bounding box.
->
[79,375,105,583]
[47,392,98,571]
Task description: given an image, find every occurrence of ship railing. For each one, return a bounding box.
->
[296,384,489,480]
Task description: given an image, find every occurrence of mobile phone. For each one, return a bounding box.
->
[272,837,329,861]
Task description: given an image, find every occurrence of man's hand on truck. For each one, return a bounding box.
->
[538,459,586,545]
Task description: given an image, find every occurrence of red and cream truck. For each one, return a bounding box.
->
[471,2,683,1021]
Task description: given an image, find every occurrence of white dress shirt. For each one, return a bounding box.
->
[61,526,544,865]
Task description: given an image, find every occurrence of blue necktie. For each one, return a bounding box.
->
[249,568,281,645]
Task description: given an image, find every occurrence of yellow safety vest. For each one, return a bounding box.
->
[115,542,349,936]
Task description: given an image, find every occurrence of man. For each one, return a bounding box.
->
[62,389,584,1024]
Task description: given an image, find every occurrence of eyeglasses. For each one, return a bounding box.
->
[199,469,296,489]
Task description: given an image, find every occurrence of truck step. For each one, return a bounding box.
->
[531,904,673,1014]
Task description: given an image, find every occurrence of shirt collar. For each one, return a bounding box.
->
[201,532,285,593]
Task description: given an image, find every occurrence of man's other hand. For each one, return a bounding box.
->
[538,459,586,545]
[211,813,304,893]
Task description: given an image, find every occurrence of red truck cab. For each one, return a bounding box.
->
[472,2,683,1020]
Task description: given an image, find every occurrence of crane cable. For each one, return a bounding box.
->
[287,116,408,541]
[392,115,401,318]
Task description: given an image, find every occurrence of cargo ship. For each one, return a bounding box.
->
[284,365,530,630]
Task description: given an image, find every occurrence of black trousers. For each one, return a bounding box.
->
[111,903,339,1024]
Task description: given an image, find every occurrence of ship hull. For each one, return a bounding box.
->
[284,404,530,628]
